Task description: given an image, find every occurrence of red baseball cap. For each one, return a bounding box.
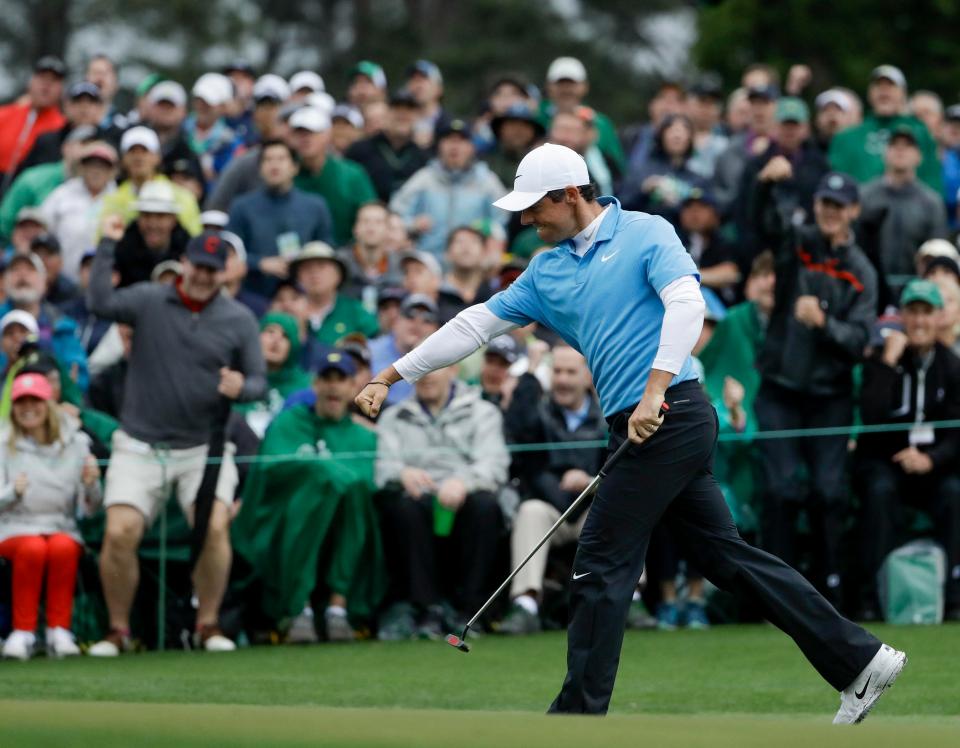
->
[11,373,53,402]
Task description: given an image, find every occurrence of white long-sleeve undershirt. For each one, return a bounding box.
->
[393,274,704,383]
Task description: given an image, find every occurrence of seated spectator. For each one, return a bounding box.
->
[813,89,857,153]
[86,323,132,420]
[217,230,267,319]
[400,250,442,302]
[87,223,266,656]
[621,80,688,190]
[330,105,365,157]
[99,126,201,236]
[141,81,202,180]
[942,105,960,227]
[232,350,386,642]
[111,180,191,287]
[375,286,405,336]
[438,226,496,322]
[0,254,88,394]
[498,345,607,635]
[753,167,877,607]
[339,202,402,309]
[931,274,960,356]
[478,334,522,407]
[17,81,107,175]
[676,188,740,305]
[345,90,429,202]
[620,114,705,225]
[61,250,115,356]
[30,233,80,309]
[375,364,508,639]
[829,65,941,192]
[290,242,379,368]
[248,75,291,145]
[686,74,729,180]
[228,140,333,302]
[855,280,960,621]
[235,312,312,439]
[0,373,101,660]
[405,60,451,149]
[484,103,544,188]
[859,127,949,305]
[290,107,378,247]
[164,157,205,205]
[472,72,535,154]
[390,119,506,258]
[185,73,241,186]
[369,294,440,407]
[39,141,117,281]
[5,207,48,256]
[347,61,388,109]
[85,54,126,133]
[548,107,616,195]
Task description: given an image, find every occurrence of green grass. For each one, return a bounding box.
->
[0,624,958,746]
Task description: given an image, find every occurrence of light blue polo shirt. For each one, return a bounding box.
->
[486,197,699,416]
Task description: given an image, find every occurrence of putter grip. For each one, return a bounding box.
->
[598,402,669,477]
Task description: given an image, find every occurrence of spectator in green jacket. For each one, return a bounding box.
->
[829,65,942,192]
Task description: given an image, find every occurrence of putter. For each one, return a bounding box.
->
[446,402,669,653]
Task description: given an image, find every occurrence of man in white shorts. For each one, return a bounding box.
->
[88,217,266,655]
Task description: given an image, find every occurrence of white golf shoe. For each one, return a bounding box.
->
[2,630,36,661]
[46,627,81,658]
[833,643,907,724]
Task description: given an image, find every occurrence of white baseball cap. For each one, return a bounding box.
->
[0,309,40,336]
[253,74,290,103]
[120,126,161,155]
[289,106,331,133]
[918,238,960,262]
[814,89,851,113]
[547,56,588,84]
[305,91,336,117]
[147,81,187,108]
[200,209,229,228]
[289,70,325,94]
[134,180,178,214]
[192,72,233,106]
[493,143,590,212]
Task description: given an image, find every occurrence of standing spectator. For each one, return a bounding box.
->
[232,350,386,642]
[477,334,522,406]
[538,56,625,173]
[941,105,960,228]
[143,81,203,180]
[0,373,101,660]
[752,166,877,606]
[347,61,388,108]
[290,107,378,247]
[0,57,66,196]
[339,202,402,309]
[40,142,117,281]
[829,65,941,191]
[249,75,290,144]
[111,180,191,287]
[621,80,688,181]
[30,233,79,309]
[399,250,442,300]
[687,74,730,180]
[85,54,127,132]
[813,89,856,153]
[548,108,616,195]
[405,60,451,149]
[185,73,241,186]
[17,81,108,174]
[87,223,266,656]
[390,119,506,258]
[61,250,114,357]
[330,105,365,157]
[859,127,949,296]
[472,72,535,153]
[289,70,325,102]
[724,88,751,136]
[376,364,507,639]
[227,140,333,302]
[290,242,379,362]
[484,103,544,187]
[855,280,960,621]
[438,226,496,322]
[99,127,201,235]
[5,207,48,256]
[222,60,257,146]
[909,91,944,148]
[498,345,606,635]
[368,294,440,408]
[345,91,429,202]
[676,188,740,304]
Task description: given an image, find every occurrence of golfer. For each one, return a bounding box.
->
[356,144,904,723]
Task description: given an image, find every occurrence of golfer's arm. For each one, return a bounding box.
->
[374,304,518,385]
[648,275,705,394]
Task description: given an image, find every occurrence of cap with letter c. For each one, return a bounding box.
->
[493,143,590,212]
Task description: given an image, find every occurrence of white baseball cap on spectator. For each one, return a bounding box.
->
[289,106,331,133]
[332,104,364,130]
[6,253,46,278]
[871,64,907,89]
[253,74,290,103]
[121,126,161,155]
[135,180,178,214]
[192,72,233,106]
[0,309,40,337]
[547,56,588,84]
[306,91,336,117]
[289,70,325,94]
[219,230,247,264]
[200,210,229,229]
[148,81,188,108]
[399,250,442,278]
[150,260,184,283]
[815,89,851,112]
[918,238,960,263]
[493,143,590,212]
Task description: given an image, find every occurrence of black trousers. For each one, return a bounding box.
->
[379,490,501,614]
[753,380,852,597]
[855,458,960,608]
[548,381,879,715]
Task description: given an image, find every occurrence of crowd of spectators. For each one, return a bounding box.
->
[1,50,960,659]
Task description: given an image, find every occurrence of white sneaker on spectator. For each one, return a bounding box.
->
[195,624,236,652]
[88,629,131,657]
[833,643,907,724]
[2,630,36,661]
[288,606,319,644]
[46,627,81,658]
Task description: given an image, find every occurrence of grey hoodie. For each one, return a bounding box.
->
[0,413,101,543]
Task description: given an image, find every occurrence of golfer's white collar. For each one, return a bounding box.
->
[572,206,610,257]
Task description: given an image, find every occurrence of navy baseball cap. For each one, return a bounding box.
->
[747,83,779,101]
[406,60,443,85]
[184,231,229,270]
[34,56,66,78]
[67,81,102,101]
[680,186,719,210]
[315,349,357,377]
[814,172,859,206]
[485,335,521,364]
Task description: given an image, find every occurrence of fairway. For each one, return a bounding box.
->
[1,624,958,746]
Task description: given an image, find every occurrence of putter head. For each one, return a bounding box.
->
[445,633,470,653]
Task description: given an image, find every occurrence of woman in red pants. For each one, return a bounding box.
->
[0,373,101,660]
